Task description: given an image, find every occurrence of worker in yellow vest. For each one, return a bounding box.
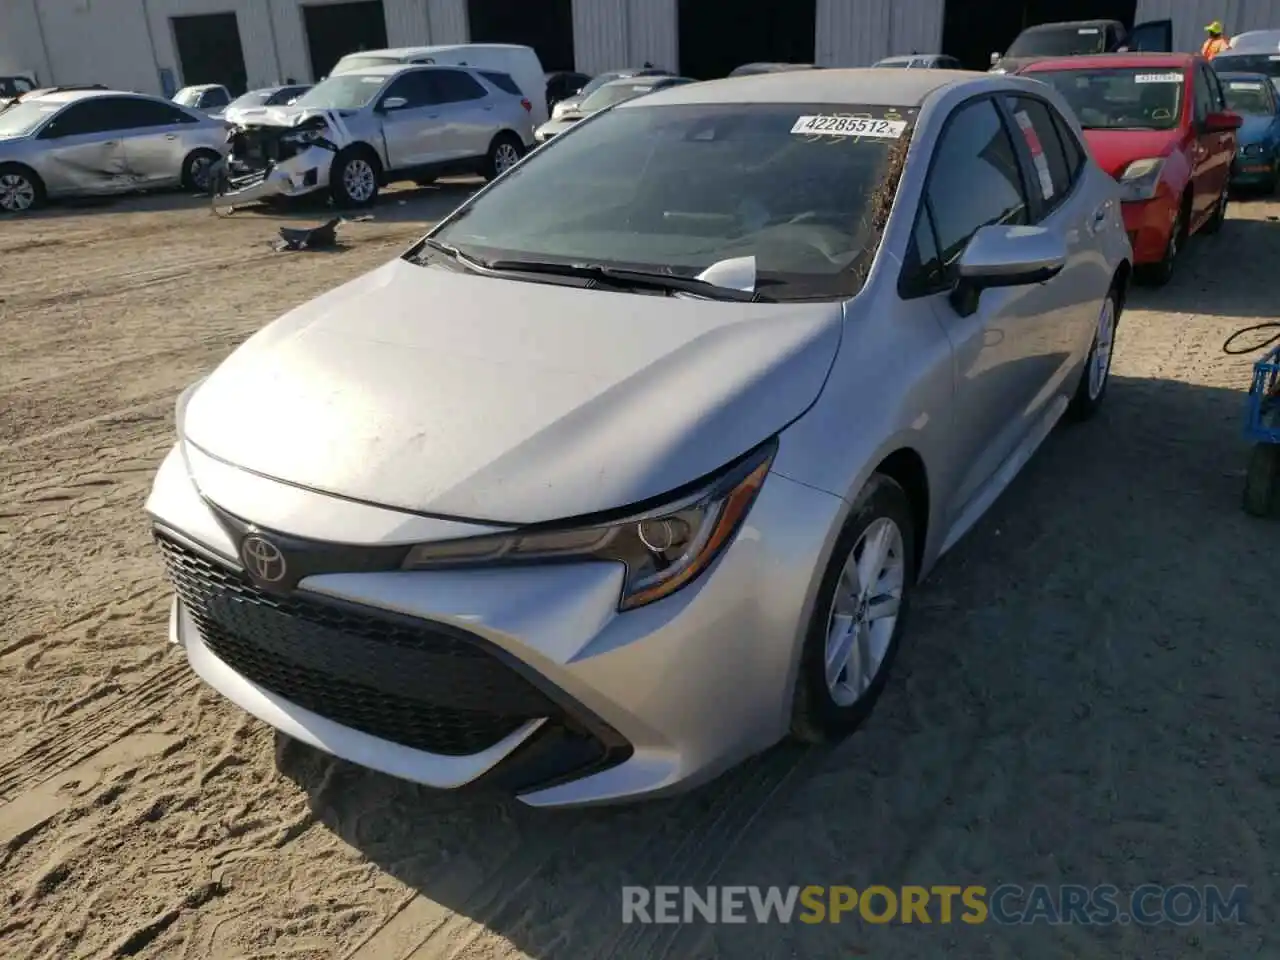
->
[1201,21,1231,59]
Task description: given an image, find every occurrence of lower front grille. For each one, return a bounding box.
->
[156,532,562,756]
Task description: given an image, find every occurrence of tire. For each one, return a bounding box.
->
[1067,288,1120,421]
[181,149,220,194]
[1200,179,1229,235]
[1135,198,1187,287]
[1242,443,1280,519]
[790,474,915,744]
[484,133,524,182]
[330,147,380,208]
[0,163,45,213]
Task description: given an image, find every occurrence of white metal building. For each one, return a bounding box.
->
[2,0,1280,98]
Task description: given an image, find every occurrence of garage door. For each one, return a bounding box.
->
[303,1,389,79]
[467,0,575,72]
[172,13,247,95]
[678,0,816,79]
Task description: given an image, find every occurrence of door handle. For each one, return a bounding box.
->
[1093,203,1108,223]
[103,140,118,147]
[165,134,177,140]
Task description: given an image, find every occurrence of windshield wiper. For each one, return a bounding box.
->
[484,259,774,301]
[415,236,489,272]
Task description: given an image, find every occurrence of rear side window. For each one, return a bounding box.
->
[429,69,487,103]
[116,98,198,127]
[925,97,1029,279]
[480,71,522,96]
[1005,96,1073,209]
[1050,109,1087,178]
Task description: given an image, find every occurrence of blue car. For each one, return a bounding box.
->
[1219,71,1280,192]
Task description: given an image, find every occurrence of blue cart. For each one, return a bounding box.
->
[1243,344,1280,518]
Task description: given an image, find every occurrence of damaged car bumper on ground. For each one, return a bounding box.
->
[214,111,348,205]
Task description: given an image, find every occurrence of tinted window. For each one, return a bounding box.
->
[1005,96,1072,207]
[1222,77,1276,114]
[1212,53,1280,79]
[1203,65,1227,111]
[1031,67,1184,130]
[428,69,486,103]
[1193,65,1214,121]
[381,71,434,108]
[42,97,132,136]
[200,88,230,108]
[116,98,195,127]
[926,98,1028,276]
[429,101,913,300]
[1050,109,1087,178]
[900,203,946,297]
[266,85,308,105]
[481,71,522,96]
[1007,25,1107,57]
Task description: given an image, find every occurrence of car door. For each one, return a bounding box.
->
[1191,62,1232,221]
[376,70,446,170]
[1201,64,1237,198]
[1128,19,1174,52]
[1001,93,1107,395]
[115,98,200,187]
[425,69,495,160]
[34,97,131,195]
[905,96,1047,522]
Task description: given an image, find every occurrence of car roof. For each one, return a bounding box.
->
[330,63,477,78]
[1230,29,1280,52]
[28,88,148,104]
[1019,18,1122,32]
[1020,52,1195,71]
[342,44,532,59]
[177,84,223,92]
[629,67,978,108]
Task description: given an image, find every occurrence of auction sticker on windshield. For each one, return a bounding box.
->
[791,115,906,137]
[1135,73,1183,83]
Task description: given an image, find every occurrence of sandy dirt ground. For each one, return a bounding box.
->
[1,183,1277,960]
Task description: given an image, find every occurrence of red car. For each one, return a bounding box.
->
[1018,53,1241,284]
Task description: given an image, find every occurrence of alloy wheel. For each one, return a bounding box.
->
[1087,297,1116,401]
[823,517,905,707]
[0,173,36,212]
[343,159,376,202]
[494,142,520,174]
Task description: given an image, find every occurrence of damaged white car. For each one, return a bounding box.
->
[213,63,536,208]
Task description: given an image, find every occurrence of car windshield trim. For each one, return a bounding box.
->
[419,100,916,302]
[1028,67,1184,130]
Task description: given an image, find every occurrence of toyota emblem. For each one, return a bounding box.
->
[241,533,287,584]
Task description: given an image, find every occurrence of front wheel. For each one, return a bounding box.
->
[1067,290,1119,421]
[790,474,915,743]
[1136,202,1184,287]
[330,148,380,208]
[0,163,44,213]
[181,149,220,194]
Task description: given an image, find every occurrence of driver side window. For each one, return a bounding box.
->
[380,71,433,109]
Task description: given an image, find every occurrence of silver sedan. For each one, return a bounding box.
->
[0,88,227,212]
[148,68,1131,807]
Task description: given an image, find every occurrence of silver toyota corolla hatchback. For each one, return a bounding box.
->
[148,69,1132,807]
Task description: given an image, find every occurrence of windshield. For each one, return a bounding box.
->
[333,55,400,74]
[579,83,661,112]
[0,101,59,137]
[1222,78,1275,114]
[1213,53,1280,77]
[1031,68,1183,130]
[226,90,272,110]
[1007,26,1108,58]
[173,88,203,106]
[427,102,913,300]
[292,74,385,110]
[577,72,630,99]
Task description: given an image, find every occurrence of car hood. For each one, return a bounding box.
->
[1080,128,1182,178]
[1236,114,1277,144]
[181,259,842,524]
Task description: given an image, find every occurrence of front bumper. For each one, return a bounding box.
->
[216,145,332,204]
[1120,194,1178,265]
[146,444,843,807]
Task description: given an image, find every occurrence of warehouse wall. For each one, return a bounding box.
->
[0,0,53,84]
[1136,0,1280,52]
[817,0,946,66]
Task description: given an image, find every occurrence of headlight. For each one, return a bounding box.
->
[1116,157,1165,202]
[402,441,776,610]
[1242,143,1265,156]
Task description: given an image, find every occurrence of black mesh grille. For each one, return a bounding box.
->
[156,532,562,756]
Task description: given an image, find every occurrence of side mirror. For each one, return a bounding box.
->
[990,51,1002,65]
[950,224,1066,316]
[380,96,408,111]
[1204,109,1243,132]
